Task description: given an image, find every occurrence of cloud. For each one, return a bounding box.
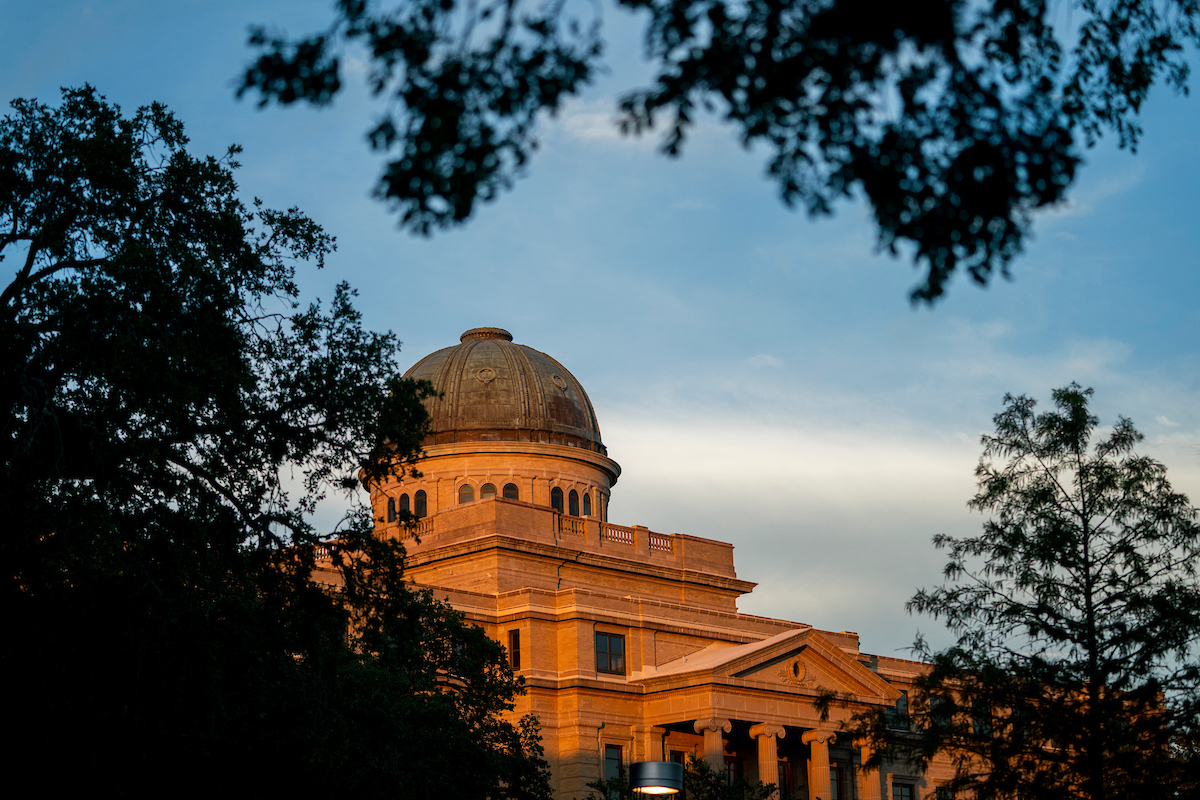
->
[1042,163,1147,221]
[1157,415,1180,427]
[749,354,782,368]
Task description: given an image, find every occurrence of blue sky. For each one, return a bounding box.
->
[4,1,1199,656]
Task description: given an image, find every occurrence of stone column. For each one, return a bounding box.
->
[749,723,786,799]
[853,739,883,800]
[694,717,732,768]
[802,729,837,800]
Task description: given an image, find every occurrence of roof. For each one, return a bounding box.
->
[404,328,606,453]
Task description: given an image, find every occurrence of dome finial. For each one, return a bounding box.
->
[461,327,513,342]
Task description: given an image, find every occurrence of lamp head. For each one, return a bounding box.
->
[629,761,684,795]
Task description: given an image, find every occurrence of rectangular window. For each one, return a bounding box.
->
[936,787,955,800]
[887,689,910,730]
[604,744,623,783]
[892,784,915,800]
[669,750,687,765]
[595,631,625,674]
[508,629,521,671]
[777,762,794,799]
[831,762,846,799]
[972,702,992,737]
[724,756,743,786]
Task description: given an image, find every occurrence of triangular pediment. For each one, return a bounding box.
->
[644,628,899,703]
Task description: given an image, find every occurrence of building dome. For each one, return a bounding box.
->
[404,327,606,454]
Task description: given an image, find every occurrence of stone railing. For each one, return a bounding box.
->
[602,522,635,546]
[374,497,738,580]
[558,514,586,537]
[648,531,673,553]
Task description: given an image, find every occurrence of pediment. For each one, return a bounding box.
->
[646,628,899,702]
[722,629,898,699]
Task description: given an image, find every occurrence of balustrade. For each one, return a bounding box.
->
[558,514,586,537]
[601,522,635,546]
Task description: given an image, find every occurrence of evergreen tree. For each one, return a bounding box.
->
[863,385,1200,799]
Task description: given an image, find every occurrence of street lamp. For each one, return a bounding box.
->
[629,761,684,795]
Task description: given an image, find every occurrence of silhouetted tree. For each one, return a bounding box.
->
[241,0,1199,301]
[856,385,1200,800]
[0,86,551,799]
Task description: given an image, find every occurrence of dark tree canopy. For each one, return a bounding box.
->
[241,0,1199,301]
[0,87,552,799]
[858,386,1200,800]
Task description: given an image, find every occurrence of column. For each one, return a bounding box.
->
[802,729,837,800]
[635,724,668,762]
[749,723,786,799]
[854,738,883,800]
[693,717,732,768]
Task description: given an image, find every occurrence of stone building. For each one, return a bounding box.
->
[370,327,951,800]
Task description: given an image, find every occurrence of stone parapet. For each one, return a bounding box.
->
[380,496,753,610]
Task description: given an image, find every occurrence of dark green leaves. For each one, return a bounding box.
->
[1,88,551,799]
[241,0,1199,301]
[872,385,1200,800]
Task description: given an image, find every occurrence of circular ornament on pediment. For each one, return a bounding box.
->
[476,367,497,384]
[551,374,568,391]
[778,658,812,687]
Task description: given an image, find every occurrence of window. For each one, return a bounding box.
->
[892,784,915,800]
[583,492,592,516]
[502,482,519,500]
[777,762,794,799]
[414,490,427,518]
[508,629,521,671]
[936,787,955,800]
[551,486,564,513]
[972,702,992,737]
[568,489,579,516]
[929,694,952,735]
[831,762,847,799]
[595,631,625,674]
[458,484,474,504]
[887,690,910,730]
[399,493,410,515]
[481,482,496,499]
[604,744,623,783]
[386,496,396,523]
[669,751,686,765]
[724,757,743,786]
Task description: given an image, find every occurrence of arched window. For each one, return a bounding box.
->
[387,497,396,523]
[502,483,519,500]
[458,484,475,504]
[415,490,427,518]
[399,493,410,514]
[480,483,497,500]
[568,490,579,517]
[582,492,592,517]
[550,487,564,513]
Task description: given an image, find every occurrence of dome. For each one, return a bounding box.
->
[404,328,606,454]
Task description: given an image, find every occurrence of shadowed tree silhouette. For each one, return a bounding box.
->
[241,0,1199,302]
[0,86,552,800]
[853,385,1200,800]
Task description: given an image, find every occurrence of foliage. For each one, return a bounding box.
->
[585,755,776,800]
[0,86,551,799]
[857,385,1200,800]
[240,0,1199,302]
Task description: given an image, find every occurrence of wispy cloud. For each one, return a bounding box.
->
[749,354,782,368]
